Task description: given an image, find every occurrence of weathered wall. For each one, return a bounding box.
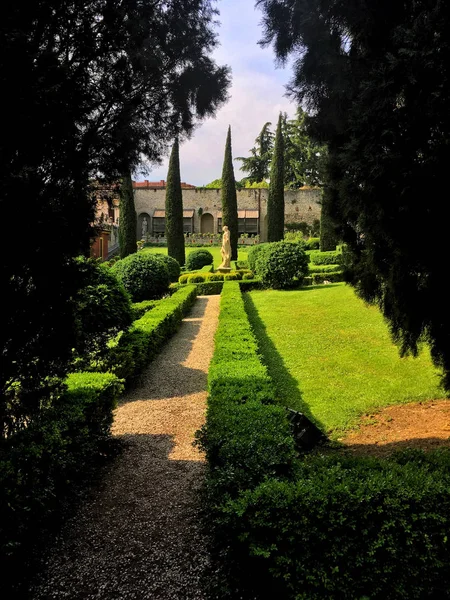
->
[133,187,321,242]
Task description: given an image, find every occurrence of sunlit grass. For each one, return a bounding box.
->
[245,283,445,437]
[141,245,248,268]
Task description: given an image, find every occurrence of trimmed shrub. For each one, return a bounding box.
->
[131,299,158,320]
[185,249,214,271]
[188,274,207,284]
[304,237,320,250]
[195,281,224,295]
[207,273,224,282]
[104,285,197,381]
[178,273,190,284]
[236,260,249,269]
[248,243,269,273]
[200,264,214,273]
[154,254,181,282]
[224,272,241,281]
[308,263,342,274]
[311,271,344,284]
[238,279,264,292]
[1,371,124,574]
[256,241,309,289]
[309,250,342,265]
[220,450,450,599]
[110,253,170,301]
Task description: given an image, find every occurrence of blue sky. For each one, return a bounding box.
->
[135,0,296,186]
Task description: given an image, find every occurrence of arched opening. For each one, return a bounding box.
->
[201,212,214,234]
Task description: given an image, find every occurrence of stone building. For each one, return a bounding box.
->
[133,181,322,242]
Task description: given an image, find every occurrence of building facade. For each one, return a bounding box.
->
[133,183,322,243]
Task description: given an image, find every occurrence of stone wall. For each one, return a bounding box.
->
[133,186,321,242]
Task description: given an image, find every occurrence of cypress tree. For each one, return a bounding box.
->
[319,188,339,251]
[267,113,285,241]
[118,172,137,258]
[165,138,185,266]
[221,126,238,260]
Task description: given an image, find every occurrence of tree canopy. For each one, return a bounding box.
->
[236,122,274,184]
[1,0,230,434]
[257,0,450,389]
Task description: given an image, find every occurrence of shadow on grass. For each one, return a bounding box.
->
[243,292,327,434]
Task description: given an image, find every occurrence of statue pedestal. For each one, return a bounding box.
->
[216,267,231,273]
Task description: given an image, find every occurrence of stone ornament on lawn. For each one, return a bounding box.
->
[217,225,231,271]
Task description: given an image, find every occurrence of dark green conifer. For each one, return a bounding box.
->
[221,126,238,260]
[267,113,285,241]
[165,138,185,266]
[118,172,137,258]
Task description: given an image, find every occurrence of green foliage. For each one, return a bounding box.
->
[224,272,241,281]
[104,285,197,382]
[320,188,339,251]
[256,241,309,289]
[202,178,245,190]
[208,273,224,282]
[309,250,342,265]
[308,264,342,274]
[0,372,124,575]
[304,237,320,250]
[267,114,285,241]
[196,283,297,500]
[187,274,206,284]
[235,122,274,184]
[110,253,170,302]
[178,273,190,284]
[195,281,224,295]
[221,126,239,260]
[281,107,327,189]
[154,254,181,282]
[243,180,269,188]
[247,243,269,273]
[118,172,137,258]
[185,249,214,271]
[165,138,185,266]
[224,451,450,599]
[236,260,249,269]
[257,0,450,390]
[72,257,133,366]
[131,299,158,320]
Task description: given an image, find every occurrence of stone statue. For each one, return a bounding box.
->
[141,217,148,238]
[218,225,231,270]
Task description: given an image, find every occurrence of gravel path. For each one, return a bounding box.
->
[28,295,220,600]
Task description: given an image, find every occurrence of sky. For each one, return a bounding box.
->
[135,0,296,187]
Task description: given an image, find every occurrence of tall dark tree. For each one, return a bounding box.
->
[1,0,230,436]
[236,122,274,183]
[257,0,450,389]
[118,173,137,258]
[267,113,285,241]
[221,126,239,261]
[165,138,185,266]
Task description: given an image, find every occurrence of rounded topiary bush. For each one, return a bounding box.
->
[185,249,214,271]
[154,254,181,282]
[224,272,240,281]
[256,241,309,289]
[248,243,269,274]
[242,271,255,280]
[110,253,170,301]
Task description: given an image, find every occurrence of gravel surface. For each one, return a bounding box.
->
[28,295,220,600]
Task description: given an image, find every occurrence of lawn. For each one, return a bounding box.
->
[141,245,248,268]
[244,283,445,437]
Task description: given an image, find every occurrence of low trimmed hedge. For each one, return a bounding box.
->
[104,285,197,381]
[1,372,124,571]
[221,450,450,599]
[308,264,342,274]
[309,249,343,265]
[196,281,297,500]
[131,299,159,320]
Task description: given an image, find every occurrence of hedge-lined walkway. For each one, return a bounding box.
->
[29,295,220,600]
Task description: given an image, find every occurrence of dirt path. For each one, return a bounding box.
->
[29,295,220,600]
[339,398,450,457]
